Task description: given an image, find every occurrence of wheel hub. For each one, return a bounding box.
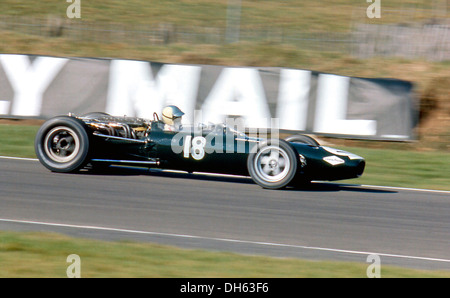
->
[269,159,278,168]
[56,137,70,150]
[44,126,80,163]
[254,146,290,183]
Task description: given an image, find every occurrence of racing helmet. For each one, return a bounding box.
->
[162,105,185,126]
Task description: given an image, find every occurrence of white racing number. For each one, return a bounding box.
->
[183,135,206,160]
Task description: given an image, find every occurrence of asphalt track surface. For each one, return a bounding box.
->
[1,156,449,272]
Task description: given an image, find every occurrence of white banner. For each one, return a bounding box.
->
[0,54,417,140]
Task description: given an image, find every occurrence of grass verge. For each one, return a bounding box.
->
[339,146,450,191]
[0,123,39,158]
[1,230,449,278]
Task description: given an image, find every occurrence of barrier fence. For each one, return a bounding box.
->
[0,14,448,61]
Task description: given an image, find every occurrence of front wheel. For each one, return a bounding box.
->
[247,139,298,189]
[284,134,320,146]
[35,116,90,172]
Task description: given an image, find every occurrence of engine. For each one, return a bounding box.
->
[80,114,151,140]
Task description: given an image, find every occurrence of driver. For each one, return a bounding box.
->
[161,105,185,131]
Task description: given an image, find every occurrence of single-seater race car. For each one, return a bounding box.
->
[35,107,365,190]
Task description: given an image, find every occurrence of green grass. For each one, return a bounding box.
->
[339,146,450,191]
[0,124,39,158]
[0,230,449,278]
[0,0,441,31]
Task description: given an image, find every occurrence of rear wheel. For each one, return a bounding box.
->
[35,116,90,172]
[81,112,111,119]
[247,139,298,189]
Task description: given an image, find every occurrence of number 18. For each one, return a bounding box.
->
[183,136,206,160]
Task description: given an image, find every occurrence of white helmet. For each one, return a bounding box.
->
[162,105,185,126]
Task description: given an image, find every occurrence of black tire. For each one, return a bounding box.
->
[285,134,320,146]
[247,139,298,189]
[35,116,90,173]
[81,112,111,119]
[284,135,317,188]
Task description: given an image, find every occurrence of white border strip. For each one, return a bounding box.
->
[0,156,38,161]
[0,218,449,264]
[359,184,450,195]
[1,155,449,194]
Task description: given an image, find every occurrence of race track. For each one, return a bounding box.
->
[0,157,449,271]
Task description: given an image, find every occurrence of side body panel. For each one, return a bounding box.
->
[290,143,365,181]
[146,126,250,175]
[84,118,365,181]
